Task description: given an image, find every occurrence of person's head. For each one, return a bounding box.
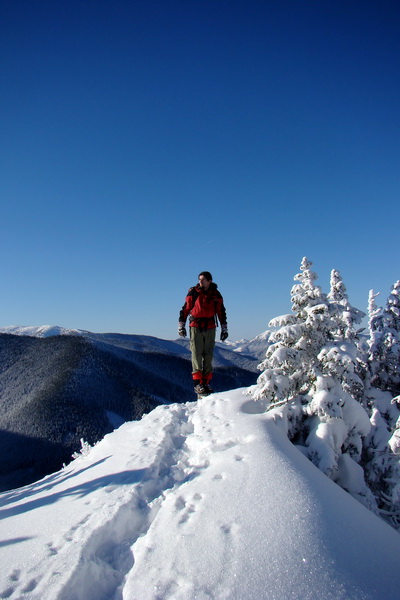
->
[198,271,212,290]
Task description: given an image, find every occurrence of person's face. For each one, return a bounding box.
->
[198,275,211,290]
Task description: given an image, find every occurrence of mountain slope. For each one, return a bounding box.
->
[0,325,261,371]
[0,333,156,491]
[1,389,399,600]
[0,331,257,490]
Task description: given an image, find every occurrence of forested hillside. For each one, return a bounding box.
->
[0,333,257,491]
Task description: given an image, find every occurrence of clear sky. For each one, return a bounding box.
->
[1,0,399,341]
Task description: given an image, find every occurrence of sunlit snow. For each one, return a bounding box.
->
[1,389,400,600]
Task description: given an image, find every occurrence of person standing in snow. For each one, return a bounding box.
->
[178,271,228,395]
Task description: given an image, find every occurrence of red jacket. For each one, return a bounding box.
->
[179,283,227,330]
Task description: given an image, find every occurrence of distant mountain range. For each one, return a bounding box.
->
[0,325,272,359]
[0,326,269,491]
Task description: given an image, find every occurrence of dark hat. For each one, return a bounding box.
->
[198,271,213,281]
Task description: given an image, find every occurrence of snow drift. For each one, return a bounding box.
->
[1,389,400,600]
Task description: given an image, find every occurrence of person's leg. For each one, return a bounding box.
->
[202,328,216,383]
[190,327,205,385]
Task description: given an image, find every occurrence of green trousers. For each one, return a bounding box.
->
[190,327,216,378]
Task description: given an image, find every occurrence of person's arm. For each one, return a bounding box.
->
[178,289,195,337]
[216,294,228,340]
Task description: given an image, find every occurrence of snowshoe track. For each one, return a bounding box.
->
[55,403,198,600]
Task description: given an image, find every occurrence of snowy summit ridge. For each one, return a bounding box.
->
[0,325,87,337]
[1,389,400,600]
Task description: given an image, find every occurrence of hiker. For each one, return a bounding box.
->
[178,271,228,395]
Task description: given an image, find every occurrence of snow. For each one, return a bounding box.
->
[0,325,86,338]
[1,389,400,600]
[218,330,272,359]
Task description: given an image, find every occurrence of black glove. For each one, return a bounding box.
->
[178,323,187,337]
[220,326,228,341]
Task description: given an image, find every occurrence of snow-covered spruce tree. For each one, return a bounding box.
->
[252,258,376,512]
[363,402,400,528]
[327,269,366,341]
[252,257,330,421]
[365,289,384,389]
[387,397,400,527]
[325,269,366,404]
[362,285,400,527]
[373,281,400,396]
[305,269,373,509]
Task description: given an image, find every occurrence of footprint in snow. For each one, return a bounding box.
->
[22,578,38,593]
[175,493,203,525]
[47,542,58,556]
[0,585,15,598]
[0,570,20,599]
[9,570,21,582]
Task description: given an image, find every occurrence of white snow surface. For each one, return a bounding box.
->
[222,330,272,359]
[1,389,400,600]
[0,325,86,337]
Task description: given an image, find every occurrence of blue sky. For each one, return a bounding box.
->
[1,0,399,341]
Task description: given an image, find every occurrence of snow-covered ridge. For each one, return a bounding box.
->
[0,325,272,359]
[0,325,87,337]
[1,389,399,600]
[223,329,273,359]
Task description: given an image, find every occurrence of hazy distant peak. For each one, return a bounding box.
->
[0,325,86,337]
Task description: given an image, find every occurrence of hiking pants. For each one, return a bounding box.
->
[190,326,216,379]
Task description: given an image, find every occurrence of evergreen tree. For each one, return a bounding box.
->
[389,396,400,456]
[388,395,400,528]
[305,268,370,495]
[327,269,365,340]
[253,257,330,409]
[382,281,400,395]
[368,281,400,395]
[252,258,375,511]
[324,269,366,404]
[366,289,384,389]
[363,285,400,527]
